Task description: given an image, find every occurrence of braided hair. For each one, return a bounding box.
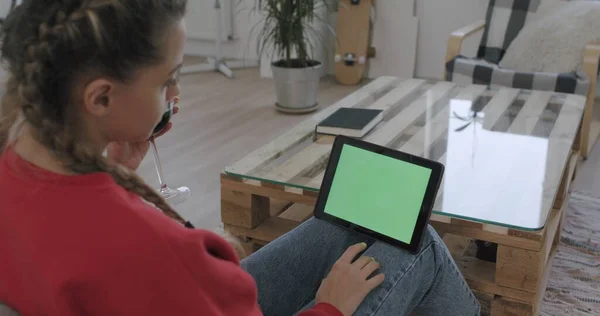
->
[0,1,193,228]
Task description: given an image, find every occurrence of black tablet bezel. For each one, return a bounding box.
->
[313,135,445,254]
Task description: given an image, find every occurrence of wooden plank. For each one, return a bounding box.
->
[306,170,326,190]
[554,151,578,246]
[435,197,563,252]
[364,81,457,145]
[270,199,293,216]
[226,76,400,176]
[307,82,455,192]
[472,290,494,316]
[507,91,552,135]
[398,84,488,156]
[453,255,536,304]
[481,88,521,130]
[307,82,477,193]
[452,84,489,102]
[506,228,543,241]
[491,297,532,316]
[220,187,270,228]
[260,144,332,184]
[442,234,472,257]
[554,150,577,210]
[306,83,481,198]
[304,81,457,194]
[221,174,317,206]
[246,217,300,242]
[538,94,586,232]
[398,103,452,156]
[495,246,544,294]
[482,224,509,235]
[435,87,520,214]
[432,85,504,210]
[506,150,576,242]
[313,79,427,141]
[587,117,600,157]
[495,202,563,292]
[279,203,314,222]
[224,217,300,244]
[433,90,564,239]
[430,213,451,223]
[430,220,543,251]
[315,134,336,144]
[261,80,447,185]
[533,243,558,315]
[364,78,427,114]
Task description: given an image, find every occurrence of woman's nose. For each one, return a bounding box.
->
[169,84,181,100]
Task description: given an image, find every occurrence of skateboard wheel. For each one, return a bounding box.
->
[334,54,341,63]
[359,56,366,64]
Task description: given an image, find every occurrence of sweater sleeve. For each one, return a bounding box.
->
[299,303,344,316]
[64,224,343,316]
[57,203,263,316]
[63,199,343,316]
[64,239,256,315]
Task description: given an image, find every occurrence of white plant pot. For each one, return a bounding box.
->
[271,61,323,114]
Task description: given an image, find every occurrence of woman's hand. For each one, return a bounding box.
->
[315,242,385,316]
[107,105,179,171]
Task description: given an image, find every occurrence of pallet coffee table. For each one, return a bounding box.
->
[220,77,585,315]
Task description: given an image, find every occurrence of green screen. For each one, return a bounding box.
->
[323,144,432,243]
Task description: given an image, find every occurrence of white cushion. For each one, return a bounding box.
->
[499,1,600,73]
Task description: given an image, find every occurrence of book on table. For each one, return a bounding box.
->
[316,107,383,138]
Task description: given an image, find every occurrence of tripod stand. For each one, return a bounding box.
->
[181,0,253,78]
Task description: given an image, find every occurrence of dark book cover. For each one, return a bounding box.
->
[317,107,383,130]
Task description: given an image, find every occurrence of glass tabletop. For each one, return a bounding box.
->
[225,78,586,231]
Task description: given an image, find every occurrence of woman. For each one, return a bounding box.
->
[0,1,480,315]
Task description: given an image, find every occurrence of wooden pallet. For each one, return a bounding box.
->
[221,76,586,315]
[222,150,578,315]
[443,150,579,316]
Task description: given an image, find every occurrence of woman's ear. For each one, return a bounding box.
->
[82,79,114,117]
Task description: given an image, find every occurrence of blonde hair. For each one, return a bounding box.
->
[0,0,244,257]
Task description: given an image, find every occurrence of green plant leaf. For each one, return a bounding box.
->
[250,0,335,67]
[455,121,472,132]
[452,111,470,121]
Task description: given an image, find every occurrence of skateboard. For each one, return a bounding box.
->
[334,0,376,85]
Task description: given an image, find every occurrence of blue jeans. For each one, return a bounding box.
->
[241,217,480,316]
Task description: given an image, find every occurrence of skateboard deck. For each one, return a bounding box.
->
[334,0,374,85]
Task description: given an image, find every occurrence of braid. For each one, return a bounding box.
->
[1,0,246,256]
[14,2,190,227]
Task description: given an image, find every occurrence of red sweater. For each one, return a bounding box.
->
[0,147,342,316]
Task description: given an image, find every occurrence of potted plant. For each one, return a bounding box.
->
[252,0,336,113]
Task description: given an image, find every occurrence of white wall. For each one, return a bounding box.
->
[184,0,263,64]
[415,0,488,79]
[185,0,233,41]
[0,0,489,79]
[185,0,489,79]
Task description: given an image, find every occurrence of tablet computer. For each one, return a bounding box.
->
[313,135,444,254]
